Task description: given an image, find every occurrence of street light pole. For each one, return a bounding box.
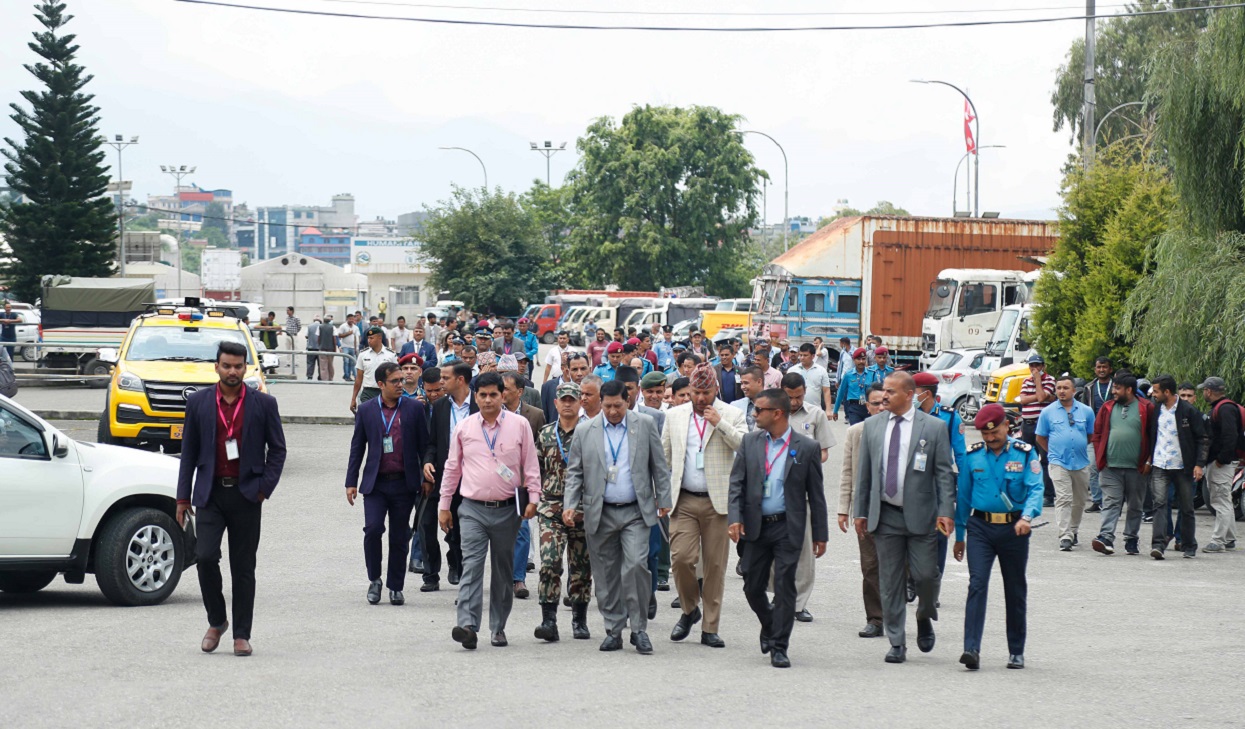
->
[953,145,1004,215]
[529,141,567,186]
[439,146,488,191]
[734,129,789,251]
[102,135,139,275]
[912,79,980,217]
[161,164,197,299]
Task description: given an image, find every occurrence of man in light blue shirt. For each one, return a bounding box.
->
[760,427,791,515]
[1035,374,1096,551]
[603,418,635,504]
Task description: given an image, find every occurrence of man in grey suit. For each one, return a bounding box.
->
[564,379,673,655]
[853,371,956,664]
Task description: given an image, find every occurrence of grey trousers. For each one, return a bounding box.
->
[1207,461,1238,547]
[873,504,940,648]
[456,499,522,634]
[586,502,651,637]
[1097,467,1147,545]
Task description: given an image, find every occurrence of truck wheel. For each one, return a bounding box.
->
[161,440,182,455]
[97,398,116,445]
[83,357,111,389]
[0,570,58,593]
[94,508,184,607]
[542,331,556,344]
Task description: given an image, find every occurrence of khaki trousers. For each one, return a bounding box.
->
[670,493,729,633]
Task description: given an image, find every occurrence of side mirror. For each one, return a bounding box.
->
[52,433,69,458]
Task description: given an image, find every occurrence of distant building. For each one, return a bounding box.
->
[251,193,356,260]
[296,226,352,267]
[239,253,366,322]
[396,211,427,237]
[147,184,233,235]
[351,235,431,322]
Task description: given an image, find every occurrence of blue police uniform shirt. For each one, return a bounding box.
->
[933,405,967,473]
[654,341,675,372]
[760,427,793,516]
[954,438,1045,541]
[833,368,870,415]
[864,364,895,386]
[593,363,617,382]
[602,419,636,504]
[1035,400,1095,471]
[516,330,539,360]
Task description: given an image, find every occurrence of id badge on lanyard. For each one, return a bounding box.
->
[218,386,245,462]
[913,439,928,472]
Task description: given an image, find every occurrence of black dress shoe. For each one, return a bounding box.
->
[771,649,791,668]
[795,609,813,623]
[906,582,917,604]
[1007,654,1025,669]
[527,560,535,571]
[420,582,440,593]
[735,561,744,577]
[599,632,623,652]
[451,626,478,650]
[671,596,681,609]
[630,631,654,654]
[885,645,907,664]
[389,589,404,606]
[917,618,935,653]
[447,566,461,585]
[700,632,725,648]
[491,631,508,647]
[670,607,702,641]
[959,650,980,670]
[858,623,884,638]
[367,579,382,605]
[648,592,657,620]
[760,632,773,655]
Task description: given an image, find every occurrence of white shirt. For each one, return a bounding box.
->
[681,411,711,493]
[357,346,398,388]
[790,363,831,410]
[448,392,472,435]
[881,405,916,507]
[544,345,570,379]
[335,322,358,349]
[1153,402,1184,471]
[389,326,413,351]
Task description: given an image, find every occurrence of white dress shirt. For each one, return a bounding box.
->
[881,405,917,507]
[681,412,711,493]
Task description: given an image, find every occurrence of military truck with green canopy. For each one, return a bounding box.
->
[39,276,154,379]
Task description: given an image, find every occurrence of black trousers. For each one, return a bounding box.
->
[196,485,263,640]
[416,489,443,585]
[963,516,1029,655]
[845,402,869,426]
[741,517,801,652]
[306,350,319,379]
[1021,419,1054,502]
[363,477,416,590]
[445,490,464,576]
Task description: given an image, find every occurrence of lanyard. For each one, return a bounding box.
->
[216,385,245,440]
[555,427,569,464]
[380,403,399,436]
[1095,380,1109,406]
[605,423,625,465]
[764,432,792,479]
[481,412,504,457]
[692,412,709,452]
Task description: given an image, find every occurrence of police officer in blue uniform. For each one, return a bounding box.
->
[913,372,967,585]
[831,347,871,424]
[864,346,895,386]
[953,403,1044,671]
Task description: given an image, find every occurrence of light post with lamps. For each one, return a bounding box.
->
[529,140,566,186]
[953,145,1004,216]
[438,146,488,191]
[160,164,196,299]
[912,79,980,217]
[102,134,139,275]
[733,129,789,252]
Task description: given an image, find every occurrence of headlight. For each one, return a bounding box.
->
[999,377,1015,401]
[118,372,144,392]
[244,376,261,390]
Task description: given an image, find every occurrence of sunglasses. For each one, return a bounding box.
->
[753,406,784,415]
[384,377,403,386]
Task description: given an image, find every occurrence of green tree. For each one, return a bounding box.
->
[197,225,228,248]
[522,180,574,287]
[1032,141,1173,375]
[565,104,761,296]
[420,186,552,313]
[201,201,229,238]
[0,2,117,302]
[815,201,907,229]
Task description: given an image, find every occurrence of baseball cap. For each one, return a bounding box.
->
[1027,353,1045,365]
[1198,376,1227,391]
[556,381,582,399]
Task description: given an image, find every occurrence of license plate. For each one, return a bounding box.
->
[170,425,184,440]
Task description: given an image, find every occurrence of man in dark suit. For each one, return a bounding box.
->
[728,388,828,668]
[345,361,429,606]
[398,322,438,367]
[541,351,590,425]
[421,362,478,588]
[853,371,956,664]
[177,341,286,657]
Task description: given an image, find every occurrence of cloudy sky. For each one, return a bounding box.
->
[1,0,1102,224]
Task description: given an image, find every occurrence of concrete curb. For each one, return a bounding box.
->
[35,410,354,426]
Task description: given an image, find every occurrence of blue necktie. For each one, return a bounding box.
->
[885,416,903,498]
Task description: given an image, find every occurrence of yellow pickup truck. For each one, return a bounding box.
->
[699,298,753,339]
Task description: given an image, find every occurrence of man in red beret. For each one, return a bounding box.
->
[594,341,625,383]
[398,353,424,400]
[952,403,1044,670]
[831,347,871,424]
[865,346,895,386]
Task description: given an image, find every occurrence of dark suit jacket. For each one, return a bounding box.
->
[398,339,438,366]
[424,393,479,492]
[728,429,828,548]
[540,377,562,425]
[177,386,287,508]
[345,396,429,494]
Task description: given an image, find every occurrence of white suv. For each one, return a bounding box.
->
[0,395,190,605]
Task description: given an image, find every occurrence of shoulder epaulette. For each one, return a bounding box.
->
[1011,440,1032,452]
[939,405,955,414]
[968,441,985,452]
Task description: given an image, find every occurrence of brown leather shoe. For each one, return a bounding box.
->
[233,638,253,657]
[201,622,228,653]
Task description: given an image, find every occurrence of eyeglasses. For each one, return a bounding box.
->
[384,377,403,386]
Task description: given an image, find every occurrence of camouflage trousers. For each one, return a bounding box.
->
[538,513,592,604]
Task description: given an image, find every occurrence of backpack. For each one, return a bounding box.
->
[0,351,16,399]
[1211,399,1245,461]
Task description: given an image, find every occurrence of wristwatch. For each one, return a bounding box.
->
[1020,516,1032,523]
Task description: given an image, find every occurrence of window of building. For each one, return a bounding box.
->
[390,286,420,307]
[805,293,826,312]
[838,295,860,314]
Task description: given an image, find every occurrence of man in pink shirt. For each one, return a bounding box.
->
[439,372,542,649]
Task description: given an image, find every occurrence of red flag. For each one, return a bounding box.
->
[964,99,977,154]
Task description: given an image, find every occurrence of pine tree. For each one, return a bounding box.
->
[1,2,117,303]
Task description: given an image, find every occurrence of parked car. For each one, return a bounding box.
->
[9,309,40,361]
[926,348,989,422]
[0,394,191,605]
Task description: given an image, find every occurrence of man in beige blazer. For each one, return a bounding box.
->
[662,364,747,648]
[837,382,886,638]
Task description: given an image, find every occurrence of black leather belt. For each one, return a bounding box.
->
[761,512,787,524]
[378,472,405,481]
[467,497,516,508]
[214,477,238,488]
[682,490,710,497]
[605,501,637,508]
[972,509,1023,524]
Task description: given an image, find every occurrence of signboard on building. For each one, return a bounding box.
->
[351,237,428,269]
[325,289,358,305]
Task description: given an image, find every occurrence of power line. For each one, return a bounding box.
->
[173,0,1242,31]
[310,0,1147,17]
[130,202,381,234]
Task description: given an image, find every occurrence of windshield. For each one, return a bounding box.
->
[985,309,1020,356]
[929,351,963,370]
[926,280,957,319]
[126,326,253,363]
[522,305,539,320]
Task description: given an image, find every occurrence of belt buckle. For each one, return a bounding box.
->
[988,512,1008,524]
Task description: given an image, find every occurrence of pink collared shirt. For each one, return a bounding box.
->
[439,410,542,510]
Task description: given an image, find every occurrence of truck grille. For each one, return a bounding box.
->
[922,333,936,352]
[144,381,206,413]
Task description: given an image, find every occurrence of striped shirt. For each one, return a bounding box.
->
[1020,373,1056,421]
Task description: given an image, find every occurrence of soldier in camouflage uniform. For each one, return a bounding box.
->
[534,381,593,642]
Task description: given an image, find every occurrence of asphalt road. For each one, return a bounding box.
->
[3,413,1244,728]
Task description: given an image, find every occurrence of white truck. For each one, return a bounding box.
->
[0,395,192,605]
[919,268,1032,369]
[622,297,720,334]
[980,303,1037,372]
